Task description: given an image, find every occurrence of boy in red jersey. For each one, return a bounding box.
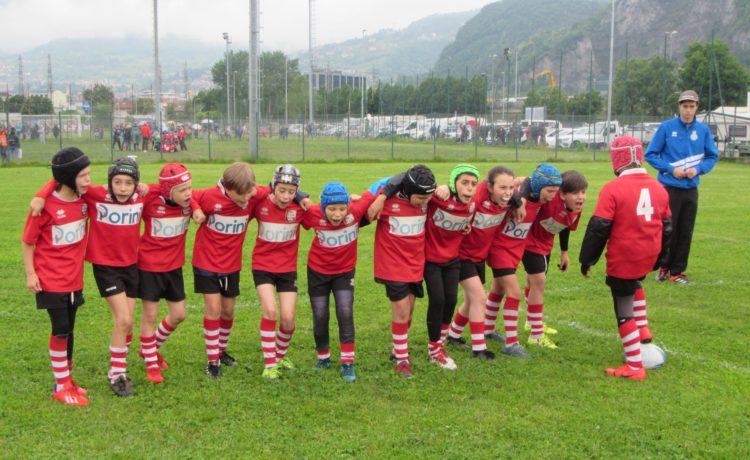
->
[445,166,518,359]
[301,181,374,382]
[486,163,562,359]
[367,164,437,378]
[253,165,307,380]
[138,163,196,384]
[580,136,671,380]
[521,170,587,349]
[23,147,91,406]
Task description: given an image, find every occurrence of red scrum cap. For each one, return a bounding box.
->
[159,163,192,200]
[609,136,643,176]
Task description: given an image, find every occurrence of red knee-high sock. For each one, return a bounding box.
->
[340,342,355,364]
[633,288,648,329]
[275,325,295,361]
[155,318,175,349]
[448,310,469,339]
[619,319,643,371]
[203,317,220,363]
[49,336,70,386]
[140,335,159,369]
[484,292,503,333]
[219,318,234,353]
[469,321,487,351]
[392,321,409,364]
[527,303,544,339]
[108,346,128,382]
[502,297,520,346]
[260,318,277,368]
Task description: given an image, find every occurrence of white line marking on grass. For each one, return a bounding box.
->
[694,233,747,244]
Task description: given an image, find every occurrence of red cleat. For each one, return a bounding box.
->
[394,361,413,379]
[605,364,647,381]
[52,383,90,406]
[155,352,170,369]
[639,326,653,343]
[146,367,164,384]
[70,381,88,396]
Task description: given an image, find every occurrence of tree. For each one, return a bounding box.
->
[82,84,114,108]
[27,95,53,114]
[679,39,750,111]
[567,91,603,117]
[612,56,679,116]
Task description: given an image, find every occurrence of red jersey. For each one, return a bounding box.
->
[487,198,544,270]
[458,181,510,263]
[23,192,89,292]
[425,195,474,264]
[251,196,305,273]
[302,194,374,275]
[374,193,429,283]
[525,191,582,256]
[593,168,670,279]
[191,183,269,274]
[138,195,192,272]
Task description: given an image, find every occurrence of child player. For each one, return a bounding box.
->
[367,164,437,378]
[22,147,91,406]
[521,170,587,349]
[579,136,671,380]
[486,163,562,359]
[138,163,195,384]
[445,166,518,359]
[300,181,374,382]
[253,165,307,380]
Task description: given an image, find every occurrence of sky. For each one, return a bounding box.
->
[0,0,497,54]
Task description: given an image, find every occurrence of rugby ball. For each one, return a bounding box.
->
[640,343,666,369]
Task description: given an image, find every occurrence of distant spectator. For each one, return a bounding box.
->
[52,124,60,140]
[0,128,7,165]
[131,125,141,151]
[7,127,20,160]
[141,122,152,152]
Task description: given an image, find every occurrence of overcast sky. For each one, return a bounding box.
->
[0,0,497,54]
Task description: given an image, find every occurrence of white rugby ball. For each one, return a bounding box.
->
[640,343,666,369]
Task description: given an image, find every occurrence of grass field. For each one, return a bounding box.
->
[1,159,748,458]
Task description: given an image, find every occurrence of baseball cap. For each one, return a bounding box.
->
[678,90,699,103]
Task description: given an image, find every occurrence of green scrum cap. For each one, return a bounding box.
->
[449,164,480,194]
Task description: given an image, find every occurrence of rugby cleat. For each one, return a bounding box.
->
[277,357,296,370]
[484,331,506,343]
[394,361,413,379]
[527,335,559,349]
[146,367,164,384]
[205,361,222,379]
[110,375,133,397]
[155,351,170,369]
[502,343,532,359]
[219,350,237,367]
[605,364,647,381]
[52,383,90,407]
[340,363,357,383]
[639,326,653,344]
[314,357,331,370]
[670,274,690,285]
[524,321,559,335]
[445,336,471,350]
[261,366,282,380]
[69,380,88,396]
[655,267,669,281]
[471,349,496,361]
[429,349,457,370]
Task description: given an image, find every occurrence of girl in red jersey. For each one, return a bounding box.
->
[137,163,196,384]
[22,148,91,406]
[300,181,374,382]
[367,164,437,378]
[579,136,671,380]
[445,166,519,359]
[486,163,562,359]
[520,170,587,350]
[252,165,307,380]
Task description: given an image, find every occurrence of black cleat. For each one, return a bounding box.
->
[472,349,497,361]
[219,350,237,366]
[110,375,134,397]
[446,336,471,350]
[206,361,222,379]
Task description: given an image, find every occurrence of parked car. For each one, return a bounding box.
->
[624,122,660,146]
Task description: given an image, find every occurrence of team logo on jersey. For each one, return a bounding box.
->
[391,203,400,212]
[52,218,86,246]
[214,204,222,212]
[151,216,190,238]
[472,211,506,230]
[260,207,269,216]
[156,206,166,215]
[81,203,88,216]
[207,214,249,235]
[286,210,297,222]
[469,202,476,214]
[501,219,532,239]
[432,208,470,232]
[316,225,358,248]
[389,215,426,237]
[56,209,66,219]
[447,203,455,211]
[182,207,191,216]
[96,203,143,226]
[482,200,492,209]
[258,222,298,243]
[690,130,698,141]
[319,219,329,226]
[539,217,568,235]
[344,214,355,225]
[671,131,678,137]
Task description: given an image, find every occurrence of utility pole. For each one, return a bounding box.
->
[223,32,231,132]
[308,0,316,126]
[249,0,259,159]
[153,0,161,132]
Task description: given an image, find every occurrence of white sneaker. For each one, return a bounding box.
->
[429,349,457,370]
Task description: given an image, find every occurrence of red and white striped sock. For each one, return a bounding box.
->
[49,336,70,386]
[275,325,295,361]
[203,317,220,363]
[392,321,409,364]
[448,310,469,339]
[219,318,234,353]
[439,323,450,345]
[633,288,648,329]
[126,333,133,349]
[502,297,520,346]
[619,319,643,371]
[340,342,355,364]
[428,340,442,359]
[527,303,544,339]
[484,292,503,333]
[524,285,530,304]
[155,318,175,349]
[108,346,128,382]
[140,335,159,369]
[469,321,487,351]
[317,348,331,360]
[260,318,277,368]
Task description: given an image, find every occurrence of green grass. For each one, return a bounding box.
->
[1,161,748,458]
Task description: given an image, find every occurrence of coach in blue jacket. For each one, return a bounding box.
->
[646,90,718,285]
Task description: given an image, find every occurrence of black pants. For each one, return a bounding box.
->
[47,305,79,360]
[424,259,460,343]
[662,186,698,275]
[308,268,355,353]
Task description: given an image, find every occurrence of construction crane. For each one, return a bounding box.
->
[533,69,557,90]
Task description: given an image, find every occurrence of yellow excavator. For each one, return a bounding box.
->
[533,69,557,90]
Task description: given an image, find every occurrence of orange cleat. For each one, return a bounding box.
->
[52,384,90,406]
[605,364,647,381]
[146,367,164,384]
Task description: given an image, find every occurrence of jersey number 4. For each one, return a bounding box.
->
[636,188,654,222]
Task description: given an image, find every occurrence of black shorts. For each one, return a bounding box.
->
[491,267,516,278]
[375,278,424,302]
[252,270,297,293]
[522,251,551,275]
[307,267,355,297]
[92,264,139,298]
[193,267,240,298]
[605,275,644,297]
[36,290,84,310]
[138,268,186,302]
[459,259,486,284]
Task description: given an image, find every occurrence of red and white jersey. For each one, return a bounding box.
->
[458,181,510,263]
[191,183,269,273]
[525,191,582,256]
[302,194,374,275]
[23,192,89,292]
[594,168,670,279]
[138,195,192,272]
[251,196,305,273]
[374,193,429,283]
[487,198,544,270]
[425,195,474,264]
